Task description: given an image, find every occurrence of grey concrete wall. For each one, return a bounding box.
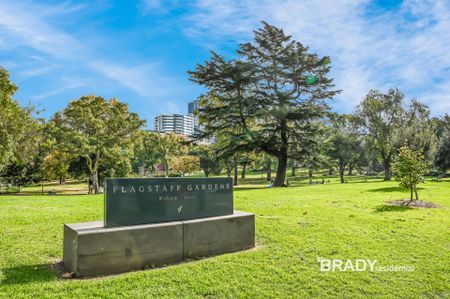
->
[63,211,255,277]
[183,211,255,258]
[63,224,78,272]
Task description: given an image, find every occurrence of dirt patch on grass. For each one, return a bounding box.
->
[386,199,439,208]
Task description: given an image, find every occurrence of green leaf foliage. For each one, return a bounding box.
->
[392,143,429,201]
[189,22,340,186]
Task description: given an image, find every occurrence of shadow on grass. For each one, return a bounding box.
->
[2,245,263,282]
[0,192,90,197]
[234,183,315,191]
[1,262,63,285]
[234,187,268,191]
[374,205,413,212]
[369,186,424,193]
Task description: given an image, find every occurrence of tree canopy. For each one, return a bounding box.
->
[190,22,339,186]
[392,143,429,201]
[47,95,145,193]
[0,67,42,176]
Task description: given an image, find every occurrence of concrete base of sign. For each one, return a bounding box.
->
[63,211,255,277]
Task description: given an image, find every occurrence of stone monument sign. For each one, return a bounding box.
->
[63,177,255,277]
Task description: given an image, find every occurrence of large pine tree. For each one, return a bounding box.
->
[190,22,339,186]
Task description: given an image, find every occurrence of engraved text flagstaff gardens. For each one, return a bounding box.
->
[104,177,234,227]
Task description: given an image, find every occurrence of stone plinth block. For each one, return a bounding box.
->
[63,211,254,277]
[183,211,255,258]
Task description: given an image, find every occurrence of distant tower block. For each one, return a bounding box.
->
[188,100,200,114]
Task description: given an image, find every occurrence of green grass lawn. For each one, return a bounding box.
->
[0,176,449,298]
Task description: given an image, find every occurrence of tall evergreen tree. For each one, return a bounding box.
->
[190,22,339,186]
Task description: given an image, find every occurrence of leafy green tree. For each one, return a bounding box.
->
[133,131,161,176]
[299,150,327,179]
[252,153,273,181]
[222,155,235,178]
[434,134,450,173]
[356,90,436,180]
[68,157,90,179]
[155,133,188,177]
[326,115,364,183]
[0,67,42,175]
[0,67,18,170]
[100,154,132,179]
[401,100,437,160]
[433,114,450,173]
[392,143,429,201]
[170,155,200,177]
[190,22,339,186]
[239,154,254,179]
[43,150,72,184]
[190,144,221,177]
[433,114,450,138]
[48,96,145,193]
[264,155,273,181]
[202,130,243,185]
[355,89,404,180]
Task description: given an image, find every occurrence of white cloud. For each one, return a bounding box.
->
[89,61,184,98]
[30,78,87,100]
[19,64,60,78]
[139,0,180,14]
[0,1,82,57]
[181,0,450,115]
[2,0,449,119]
[0,0,183,105]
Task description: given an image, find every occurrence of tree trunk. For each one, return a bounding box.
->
[273,154,287,187]
[413,184,419,201]
[150,165,155,177]
[291,166,296,177]
[233,163,238,186]
[348,164,353,176]
[266,158,272,181]
[226,166,232,177]
[339,166,345,184]
[410,186,414,201]
[164,161,169,178]
[383,159,391,181]
[241,163,247,179]
[328,168,333,175]
[308,169,313,178]
[91,170,101,194]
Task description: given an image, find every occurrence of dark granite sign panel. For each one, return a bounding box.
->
[104,177,233,227]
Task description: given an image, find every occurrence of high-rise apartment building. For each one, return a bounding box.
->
[154,114,195,136]
[183,114,195,136]
[188,100,200,114]
[154,100,201,137]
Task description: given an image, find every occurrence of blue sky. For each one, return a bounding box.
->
[1,0,449,129]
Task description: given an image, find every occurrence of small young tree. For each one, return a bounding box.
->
[392,143,429,201]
